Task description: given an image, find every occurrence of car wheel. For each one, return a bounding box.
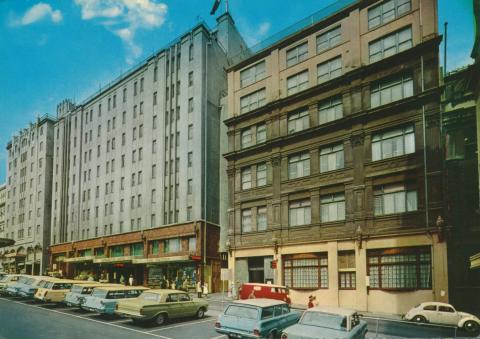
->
[155,313,167,326]
[413,315,427,323]
[464,320,479,333]
[196,308,205,319]
[266,331,276,339]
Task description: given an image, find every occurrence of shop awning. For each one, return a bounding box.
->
[93,256,135,264]
[132,255,191,265]
[64,256,95,263]
[470,253,480,269]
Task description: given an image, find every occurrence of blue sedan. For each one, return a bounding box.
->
[215,299,302,339]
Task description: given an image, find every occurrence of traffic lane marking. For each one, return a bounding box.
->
[146,318,216,333]
[210,336,227,339]
[0,297,172,339]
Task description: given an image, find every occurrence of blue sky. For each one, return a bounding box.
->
[0,0,476,183]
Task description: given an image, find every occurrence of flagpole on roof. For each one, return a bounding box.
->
[225,0,228,13]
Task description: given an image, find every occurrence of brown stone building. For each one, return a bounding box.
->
[224,0,448,313]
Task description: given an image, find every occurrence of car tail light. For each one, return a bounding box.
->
[214,322,221,328]
[253,329,260,337]
[281,334,288,339]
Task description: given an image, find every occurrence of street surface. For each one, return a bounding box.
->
[0,296,478,339]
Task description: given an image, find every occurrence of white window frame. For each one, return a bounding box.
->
[241,167,252,190]
[372,125,415,161]
[240,61,266,88]
[256,123,267,143]
[368,0,411,30]
[374,184,418,216]
[288,109,310,134]
[369,27,412,63]
[289,200,311,227]
[288,152,310,179]
[257,206,267,231]
[321,193,346,222]
[287,71,309,95]
[241,209,252,233]
[320,143,344,173]
[371,74,413,108]
[241,128,252,149]
[286,42,308,67]
[256,163,267,187]
[318,96,343,124]
[317,57,342,84]
[240,88,266,114]
[317,26,342,53]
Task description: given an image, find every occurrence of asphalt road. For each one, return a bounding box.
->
[0,296,479,339]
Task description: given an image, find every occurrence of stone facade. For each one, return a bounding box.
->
[1,116,56,274]
[224,0,448,313]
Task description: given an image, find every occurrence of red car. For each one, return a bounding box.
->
[239,283,291,304]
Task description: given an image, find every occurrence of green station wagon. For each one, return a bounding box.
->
[115,289,208,325]
[215,299,302,339]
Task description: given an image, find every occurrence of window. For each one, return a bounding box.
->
[284,254,328,289]
[240,88,266,114]
[140,77,144,92]
[368,246,431,289]
[164,238,180,253]
[320,143,344,172]
[439,306,455,313]
[189,44,194,61]
[368,0,411,29]
[134,81,138,96]
[241,167,252,190]
[286,43,308,67]
[187,206,193,220]
[241,128,252,149]
[123,88,127,102]
[317,57,342,83]
[188,125,193,140]
[287,71,309,95]
[188,71,193,86]
[257,206,267,231]
[241,209,252,233]
[188,98,194,113]
[374,183,417,215]
[288,108,309,134]
[318,96,343,124]
[152,140,157,154]
[187,179,193,194]
[372,125,415,161]
[153,92,157,105]
[423,305,436,311]
[446,129,467,160]
[320,193,345,222]
[369,27,412,63]
[256,123,267,143]
[317,26,342,53]
[240,61,266,87]
[188,237,196,251]
[338,251,356,289]
[187,152,193,167]
[289,199,311,226]
[256,163,267,186]
[371,74,413,108]
[288,152,310,179]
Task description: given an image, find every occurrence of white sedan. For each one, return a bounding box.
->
[404,302,480,333]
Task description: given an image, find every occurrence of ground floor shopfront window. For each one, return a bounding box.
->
[283,253,328,289]
[367,246,432,290]
[147,264,197,291]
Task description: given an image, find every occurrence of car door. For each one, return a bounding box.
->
[422,304,438,323]
[437,305,459,326]
[165,293,181,318]
[177,293,197,316]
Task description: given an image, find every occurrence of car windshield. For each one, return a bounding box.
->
[18,277,29,284]
[25,278,35,285]
[91,289,108,299]
[225,305,259,320]
[300,312,346,331]
[71,285,84,294]
[52,283,72,290]
[44,282,54,289]
[139,292,160,302]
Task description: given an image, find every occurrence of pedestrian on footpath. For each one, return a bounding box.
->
[203,282,209,298]
[128,274,134,286]
[307,295,317,308]
[196,281,202,298]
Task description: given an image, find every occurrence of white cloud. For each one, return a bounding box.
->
[240,21,272,47]
[18,3,63,26]
[74,0,168,64]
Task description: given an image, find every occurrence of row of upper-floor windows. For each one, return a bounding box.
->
[239,20,413,114]
[239,73,413,150]
[240,182,418,232]
[239,124,415,189]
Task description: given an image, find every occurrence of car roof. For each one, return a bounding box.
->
[242,283,287,289]
[94,285,150,292]
[307,306,356,317]
[72,282,121,287]
[145,289,188,295]
[232,298,287,307]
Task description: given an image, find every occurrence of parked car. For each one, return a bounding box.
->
[5,275,32,296]
[215,299,301,339]
[281,306,368,339]
[239,283,291,305]
[18,276,58,298]
[64,283,122,307]
[115,289,209,325]
[0,274,30,295]
[34,279,80,303]
[81,286,149,315]
[404,302,480,333]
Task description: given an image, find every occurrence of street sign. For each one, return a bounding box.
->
[221,268,232,281]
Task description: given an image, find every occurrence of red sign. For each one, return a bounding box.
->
[190,255,201,261]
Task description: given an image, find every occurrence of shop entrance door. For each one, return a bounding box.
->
[248,257,265,283]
